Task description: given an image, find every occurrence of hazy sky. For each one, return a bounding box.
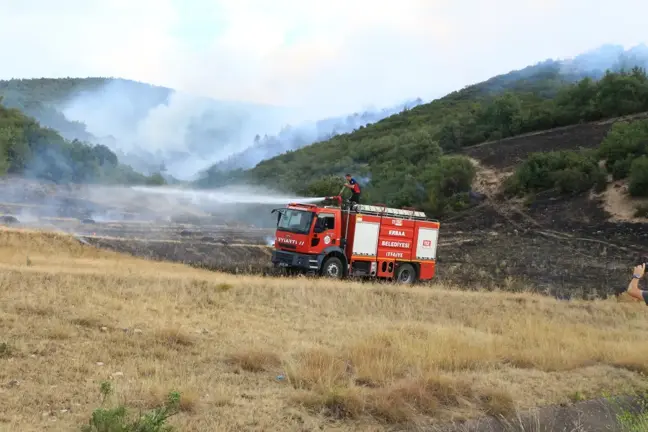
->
[1,0,646,117]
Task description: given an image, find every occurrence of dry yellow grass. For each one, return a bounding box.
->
[0,227,647,431]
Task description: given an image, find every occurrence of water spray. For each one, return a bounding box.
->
[130,185,325,206]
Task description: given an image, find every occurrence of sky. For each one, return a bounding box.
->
[1,0,647,117]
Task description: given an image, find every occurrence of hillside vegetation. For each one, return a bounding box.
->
[199,44,648,185]
[0,97,165,185]
[505,116,648,200]
[232,68,648,216]
[0,228,647,431]
[0,78,171,143]
[0,77,428,177]
[201,97,425,174]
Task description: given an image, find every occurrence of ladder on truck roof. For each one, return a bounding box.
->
[353,203,435,221]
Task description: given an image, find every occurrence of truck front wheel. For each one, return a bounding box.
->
[321,256,344,279]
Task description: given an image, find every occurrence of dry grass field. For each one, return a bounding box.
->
[1,228,648,431]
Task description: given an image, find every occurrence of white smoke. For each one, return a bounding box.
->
[44,44,648,184]
[59,80,299,180]
[55,79,424,182]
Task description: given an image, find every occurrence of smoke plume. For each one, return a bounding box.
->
[44,44,648,183]
[58,79,295,179]
[56,79,425,180]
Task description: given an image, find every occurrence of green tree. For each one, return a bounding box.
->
[480,92,525,139]
[554,77,598,122]
[301,175,344,197]
[145,172,167,186]
[424,156,477,215]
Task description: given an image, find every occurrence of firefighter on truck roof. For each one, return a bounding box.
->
[344,173,362,204]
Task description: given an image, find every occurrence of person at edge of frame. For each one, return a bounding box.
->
[626,263,648,305]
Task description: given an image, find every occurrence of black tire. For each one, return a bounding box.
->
[321,256,344,279]
[394,263,416,284]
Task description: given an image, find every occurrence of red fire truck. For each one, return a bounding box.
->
[270,196,440,283]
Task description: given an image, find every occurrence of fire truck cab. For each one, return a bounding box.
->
[270,197,440,283]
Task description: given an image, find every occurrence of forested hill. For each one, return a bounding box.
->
[0,96,165,185]
[0,77,427,177]
[204,97,425,172]
[197,43,648,186]
[0,78,172,144]
[203,65,648,216]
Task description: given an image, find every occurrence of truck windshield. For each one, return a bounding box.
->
[277,209,314,235]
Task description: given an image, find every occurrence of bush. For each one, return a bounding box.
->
[552,167,603,194]
[424,156,477,215]
[505,150,607,195]
[599,119,648,178]
[628,156,648,197]
[634,204,648,218]
[609,156,635,180]
[81,381,181,432]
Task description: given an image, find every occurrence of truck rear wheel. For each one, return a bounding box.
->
[394,263,416,284]
[321,256,344,279]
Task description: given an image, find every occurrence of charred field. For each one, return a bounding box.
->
[435,192,648,299]
[461,112,648,170]
[1,114,648,301]
[446,113,648,298]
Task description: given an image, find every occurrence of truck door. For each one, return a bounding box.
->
[312,213,338,252]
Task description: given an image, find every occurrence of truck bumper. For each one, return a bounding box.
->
[271,250,321,272]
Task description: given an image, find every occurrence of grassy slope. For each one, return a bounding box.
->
[1,229,647,431]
